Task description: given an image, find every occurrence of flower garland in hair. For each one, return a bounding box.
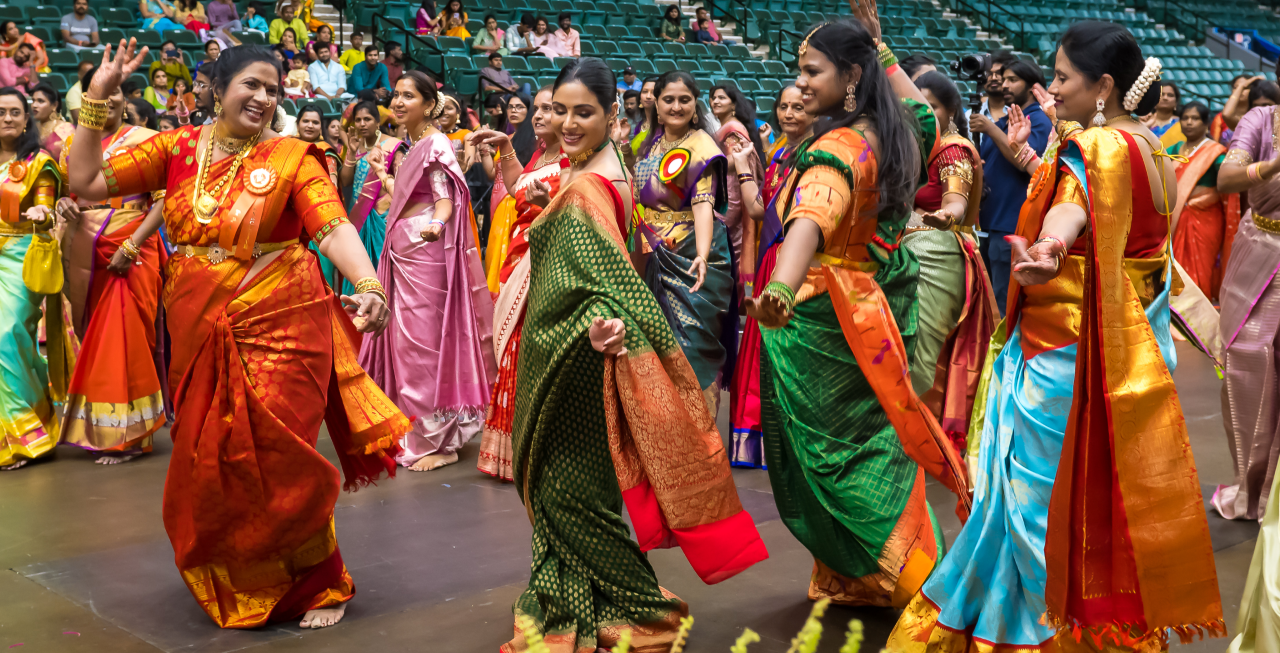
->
[1123,57,1162,113]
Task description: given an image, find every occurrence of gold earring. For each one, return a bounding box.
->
[214,99,223,116]
[844,84,856,112]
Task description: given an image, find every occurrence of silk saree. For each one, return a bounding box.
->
[101,126,407,628]
[760,101,970,608]
[59,126,167,456]
[318,137,406,295]
[505,171,766,653]
[1169,138,1238,300]
[0,151,67,467]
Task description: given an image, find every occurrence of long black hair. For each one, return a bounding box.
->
[804,20,920,214]
[126,97,158,130]
[641,70,710,155]
[209,45,283,101]
[663,4,681,23]
[506,92,536,165]
[553,56,617,112]
[0,88,41,162]
[914,70,969,140]
[29,82,63,120]
[711,83,765,164]
[1057,21,1160,116]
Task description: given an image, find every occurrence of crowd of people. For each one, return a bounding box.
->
[7,0,1280,649]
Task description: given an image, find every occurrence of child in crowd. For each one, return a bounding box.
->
[339,32,365,73]
[284,54,310,96]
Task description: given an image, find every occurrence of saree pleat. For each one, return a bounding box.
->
[506,174,765,653]
[902,230,967,396]
[1229,435,1280,653]
[0,233,58,466]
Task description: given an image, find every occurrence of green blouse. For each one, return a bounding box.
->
[1167,139,1224,188]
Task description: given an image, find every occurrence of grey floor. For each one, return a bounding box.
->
[0,341,1253,652]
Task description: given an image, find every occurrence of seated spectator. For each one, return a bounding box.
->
[660,5,684,42]
[307,25,340,64]
[283,53,310,96]
[688,7,718,42]
[472,15,506,55]
[899,53,936,80]
[66,60,96,121]
[207,0,243,42]
[416,0,440,36]
[527,16,553,57]
[0,22,49,73]
[439,0,470,37]
[158,114,181,131]
[144,68,172,112]
[269,4,309,45]
[242,2,269,32]
[349,45,390,99]
[691,18,716,44]
[307,44,351,99]
[339,32,365,73]
[279,28,304,59]
[196,40,220,73]
[139,0,184,32]
[61,0,100,52]
[172,0,211,36]
[149,42,193,91]
[0,43,37,93]
[504,14,536,56]
[121,79,143,100]
[125,97,158,129]
[166,77,196,113]
[617,66,642,92]
[384,41,404,86]
[549,12,580,57]
[480,52,519,95]
[622,89,642,127]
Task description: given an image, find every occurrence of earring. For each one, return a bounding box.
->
[947,118,958,135]
[214,99,223,116]
[1092,97,1106,128]
[845,84,857,112]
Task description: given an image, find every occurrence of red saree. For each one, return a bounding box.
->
[1171,139,1238,300]
[102,126,408,628]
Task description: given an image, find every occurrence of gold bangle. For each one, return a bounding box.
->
[78,97,110,130]
[119,237,141,260]
[498,149,518,163]
[353,276,385,296]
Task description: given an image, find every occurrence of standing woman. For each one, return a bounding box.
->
[727,83,810,467]
[0,87,67,471]
[503,57,766,653]
[709,83,766,297]
[469,86,562,481]
[295,103,340,185]
[482,92,534,293]
[327,100,407,294]
[890,21,1223,650]
[57,72,166,464]
[634,70,734,413]
[68,42,407,628]
[745,15,971,606]
[1142,80,1184,148]
[358,70,496,473]
[1169,101,1237,300]
[902,70,996,455]
[31,83,75,161]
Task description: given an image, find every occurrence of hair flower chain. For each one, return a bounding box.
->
[1123,57,1162,113]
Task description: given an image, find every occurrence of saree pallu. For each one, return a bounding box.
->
[485,171,515,294]
[506,173,766,653]
[358,133,496,466]
[1170,139,1235,300]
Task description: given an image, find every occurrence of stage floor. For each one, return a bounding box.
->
[0,341,1253,652]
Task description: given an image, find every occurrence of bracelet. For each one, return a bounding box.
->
[78,96,110,130]
[737,173,755,184]
[119,237,141,260]
[762,281,796,313]
[877,42,898,69]
[1247,162,1272,182]
[353,276,385,296]
[428,218,445,227]
[498,149,518,162]
[884,63,901,78]
[1034,235,1067,270]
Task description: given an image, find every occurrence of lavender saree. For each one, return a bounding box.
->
[358,132,497,467]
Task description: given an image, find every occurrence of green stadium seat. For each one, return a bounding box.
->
[504,56,529,71]
[46,48,81,72]
[512,74,537,88]
[552,56,576,68]
[527,56,556,71]
[39,71,70,93]
[28,6,64,23]
[128,29,163,46]
[664,42,686,57]
[630,59,656,75]
[605,57,629,71]
[652,58,677,73]
[162,29,201,48]
[617,41,642,57]
[0,7,27,22]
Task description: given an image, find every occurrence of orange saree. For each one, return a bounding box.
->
[1170,138,1238,300]
[101,125,408,628]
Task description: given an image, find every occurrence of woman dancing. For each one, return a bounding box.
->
[357,71,496,473]
[634,70,734,414]
[57,72,167,464]
[710,82,766,293]
[1169,101,1238,300]
[745,12,971,606]
[68,42,406,629]
[902,70,997,456]
[0,87,67,471]
[889,21,1223,650]
[483,91,535,293]
[503,57,765,653]
[727,84,811,468]
[470,86,562,482]
[295,103,341,185]
[31,83,75,161]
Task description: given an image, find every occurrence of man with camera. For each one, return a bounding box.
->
[971,59,1053,313]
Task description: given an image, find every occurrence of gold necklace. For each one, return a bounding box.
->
[407,124,430,146]
[568,139,608,168]
[193,123,259,224]
[213,123,253,155]
[535,146,560,168]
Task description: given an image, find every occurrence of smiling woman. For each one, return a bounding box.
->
[66,41,407,631]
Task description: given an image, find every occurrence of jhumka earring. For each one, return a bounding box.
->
[214,99,223,116]
[947,118,959,135]
[1092,97,1106,128]
[845,84,857,112]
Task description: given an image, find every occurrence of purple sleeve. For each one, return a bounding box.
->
[1229,106,1273,162]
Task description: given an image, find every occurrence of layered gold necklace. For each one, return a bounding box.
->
[193,122,259,224]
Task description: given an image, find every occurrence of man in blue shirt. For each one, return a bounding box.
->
[349,44,391,100]
[616,67,643,92]
[971,59,1052,314]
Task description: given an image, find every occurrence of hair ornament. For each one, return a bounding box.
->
[1123,57,1162,113]
[798,23,828,57]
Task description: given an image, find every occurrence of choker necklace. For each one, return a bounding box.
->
[213,124,254,155]
[566,139,608,168]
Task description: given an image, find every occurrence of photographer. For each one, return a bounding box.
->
[970,59,1052,312]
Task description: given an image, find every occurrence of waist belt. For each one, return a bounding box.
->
[643,208,694,225]
[181,238,299,264]
[0,221,50,236]
[1254,213,1280,235]
[814,252,880,272]
[904,224,976,237]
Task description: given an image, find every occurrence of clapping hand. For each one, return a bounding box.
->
[848,0,882,41]
[1006,103,1030,151]
[1031,83,1056,125]
[728,139,754,174]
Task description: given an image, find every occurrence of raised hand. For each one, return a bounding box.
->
[467,128,512,151]
[1031,83,1056,125]
[1006,103,1030,151]
[589,317,627,355]
[728,139,754,175]
[88,39,150,101]
[848,0,881,41]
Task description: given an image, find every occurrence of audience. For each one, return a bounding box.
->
[349,45,391,99]
[440,0,470,38]
[197,40,220,73]
[149,41,193,90]
[527,16,552,56]
[692,18,717,44]
[689,8,719,42]
[550,13,580,58]
[899,54,936,80]
[1,22,49,73]
[126,97,158,129]
[139,0,184,32]
[158,114,181,131]
[504,14,535,56]
[65,60,95,121]
[661,5,685,42]
[269,4,310,45]
[284,53,310,96]
[480,52,520,95]
[60,0,100,52]
[473,15,506,55]
[308,25,340,63]
[307,43,350,100]
[166,77,196,114]
[416,0,440,36]
[384,41,405,86]
[0,43,36,93]
[144,68,172,112]
[339,32,366,73]
[172,0,211,36]
[242,2,269,32]
[279,28,304,59]
[617,66,642,92]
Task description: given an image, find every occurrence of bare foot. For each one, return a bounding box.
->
[300,602,347,629]
[408,451,459,472]
[95,452,146,465]
[0,460,29,471]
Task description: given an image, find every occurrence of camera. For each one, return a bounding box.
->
[952,53,992,114]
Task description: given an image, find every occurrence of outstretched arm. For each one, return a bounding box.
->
[68,40,150,201]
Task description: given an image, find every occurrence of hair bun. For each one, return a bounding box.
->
[1123,57,1161,112]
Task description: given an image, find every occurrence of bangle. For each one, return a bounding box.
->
[762,281,796,313]
[353,276,384,296]
[1034,235,1067,270]
[498,149,518,163]
[78,97,110,130]
[737,173,755,184]
[119,237,141,260]
[877,42,898,69]
[1248,162,1272,182]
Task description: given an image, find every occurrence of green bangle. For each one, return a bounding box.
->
[763,281,796,311]
[877,43,897,69]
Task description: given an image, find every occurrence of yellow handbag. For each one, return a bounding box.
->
[23,231,64,295]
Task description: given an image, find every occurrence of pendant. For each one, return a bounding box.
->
[194,193,219,224]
